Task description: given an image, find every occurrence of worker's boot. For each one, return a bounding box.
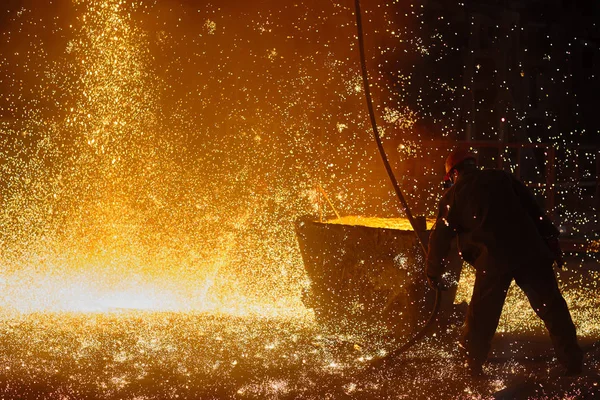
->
[465,358,485,378]
[564,355,584,377]
[564,365,583,377]
[549,359,583,378]
[458,341,486,378]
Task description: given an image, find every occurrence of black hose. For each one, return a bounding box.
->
[353,0,442,366]
[363,288,442,372]
[353,0,426,256]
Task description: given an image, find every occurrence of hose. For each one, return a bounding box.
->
[353,0,442,366]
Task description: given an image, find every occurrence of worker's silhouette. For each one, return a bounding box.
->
[426,148,583,377]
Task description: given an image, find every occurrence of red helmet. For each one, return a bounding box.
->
[444,148,477,181]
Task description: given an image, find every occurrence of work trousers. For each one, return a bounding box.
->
[461,262,583,370]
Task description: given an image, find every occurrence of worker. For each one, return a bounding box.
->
[426,148,583,377]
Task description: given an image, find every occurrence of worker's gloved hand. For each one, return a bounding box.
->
[547,237,564,269]
[426,275,447,291]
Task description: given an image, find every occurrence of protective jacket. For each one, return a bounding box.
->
[427,168,559,278]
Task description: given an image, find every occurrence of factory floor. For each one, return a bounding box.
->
[0,255,597,399]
